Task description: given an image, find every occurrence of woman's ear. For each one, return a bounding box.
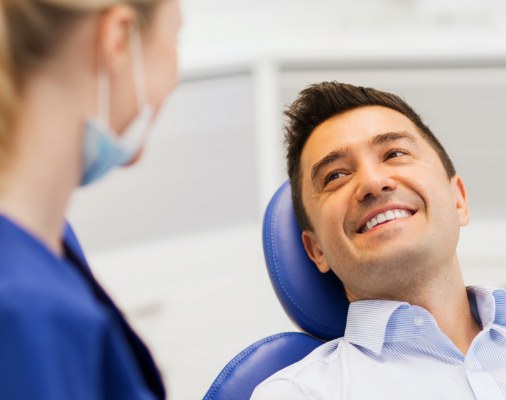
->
[451,174,469,227]
[302,230,331,273]
[96,5,137,73]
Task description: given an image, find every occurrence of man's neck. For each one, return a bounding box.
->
[412,273,481,355]
[348,263,482,355]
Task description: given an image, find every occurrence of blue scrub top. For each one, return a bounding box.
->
[0,215,166,400]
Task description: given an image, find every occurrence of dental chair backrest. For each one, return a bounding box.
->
[203,181,349,400]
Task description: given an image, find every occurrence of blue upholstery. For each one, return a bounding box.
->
[203,333,323,400]
[203,181,349,400]
[263,181,349,340]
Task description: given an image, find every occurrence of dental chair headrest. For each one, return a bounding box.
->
[262,181,349,340]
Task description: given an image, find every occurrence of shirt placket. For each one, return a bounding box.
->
[464,330,505,400]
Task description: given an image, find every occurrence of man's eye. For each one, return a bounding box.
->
[323,170,347,186]
[384,149,407,160]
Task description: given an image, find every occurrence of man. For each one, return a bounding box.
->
[251,82,506,399]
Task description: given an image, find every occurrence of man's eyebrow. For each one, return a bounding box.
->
[310,131,417,186]
[311,148,351,185]
[371,131,417,146]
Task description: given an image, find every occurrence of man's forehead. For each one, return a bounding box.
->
[300,106,423,171]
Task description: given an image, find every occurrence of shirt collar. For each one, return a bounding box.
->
[343,300,412,356]
[467,286,506,328]
[343,286,506,356]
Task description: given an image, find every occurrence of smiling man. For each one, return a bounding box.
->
[251,82,506,399]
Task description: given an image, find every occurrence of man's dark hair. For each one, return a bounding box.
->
[285,81,456,231]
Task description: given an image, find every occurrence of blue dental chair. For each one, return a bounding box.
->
[203,181,350,400]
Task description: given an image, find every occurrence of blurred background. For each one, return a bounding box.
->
[67,0,506,398]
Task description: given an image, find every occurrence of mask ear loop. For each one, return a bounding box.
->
[96,25,146,126]
[97,63,110,126]
[129,26,147,111]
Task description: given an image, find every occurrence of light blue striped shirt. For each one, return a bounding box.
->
[251,286,506,399]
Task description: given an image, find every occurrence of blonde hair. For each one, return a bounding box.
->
[0,0,162,163]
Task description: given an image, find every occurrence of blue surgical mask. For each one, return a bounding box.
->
[80,29,154,186]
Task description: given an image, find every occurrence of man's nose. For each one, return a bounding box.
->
[354,164,397,202]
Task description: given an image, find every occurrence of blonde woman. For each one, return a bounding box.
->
[0,1,181,398]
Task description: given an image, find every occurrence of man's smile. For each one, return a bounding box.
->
[357,207,416,234]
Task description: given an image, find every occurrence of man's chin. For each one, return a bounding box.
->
[356,246,426,276]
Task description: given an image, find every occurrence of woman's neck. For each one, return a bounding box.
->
[0,75,85,256]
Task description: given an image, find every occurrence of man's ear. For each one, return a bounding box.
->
[96,5,137,72]
[301,230,330,273]
[451,174,469,227]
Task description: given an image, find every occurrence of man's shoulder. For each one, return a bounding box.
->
[251,338,348,399]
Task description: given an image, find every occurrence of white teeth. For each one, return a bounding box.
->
[361,209,412,233]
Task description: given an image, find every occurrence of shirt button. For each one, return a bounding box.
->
[414,316,424,326]
[466,360,479,372]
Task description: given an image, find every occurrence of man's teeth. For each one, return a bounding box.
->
[362,209,411,233]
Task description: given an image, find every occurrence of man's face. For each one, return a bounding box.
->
[300,105,469,301]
